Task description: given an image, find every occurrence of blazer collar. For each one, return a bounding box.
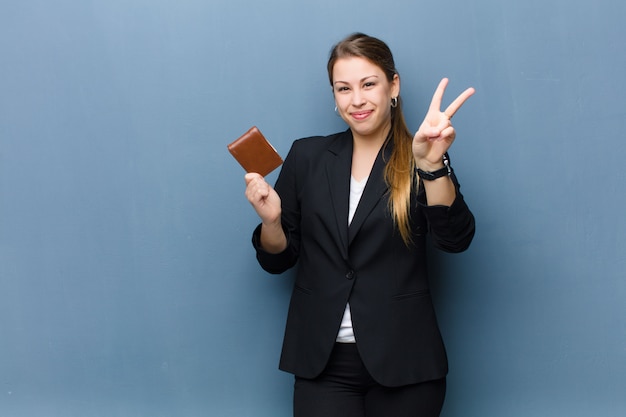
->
[325,130,391,258]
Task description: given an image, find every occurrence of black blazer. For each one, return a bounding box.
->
[252,129,475,387]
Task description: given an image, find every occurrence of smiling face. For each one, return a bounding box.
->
[332,56,400,143]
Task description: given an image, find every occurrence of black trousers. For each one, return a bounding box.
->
[293,343,446,417]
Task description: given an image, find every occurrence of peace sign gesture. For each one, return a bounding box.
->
[413,78,475,171]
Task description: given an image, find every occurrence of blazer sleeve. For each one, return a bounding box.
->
[251,140,302,274]
[418,170,475,253]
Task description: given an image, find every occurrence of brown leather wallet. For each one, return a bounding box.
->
[227,126,283,177]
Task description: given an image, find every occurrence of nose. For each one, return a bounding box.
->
[351,89,366,107]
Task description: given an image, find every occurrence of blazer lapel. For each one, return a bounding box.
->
[325,130,353,261]
[324,131,393,255]
[348,143,391,246]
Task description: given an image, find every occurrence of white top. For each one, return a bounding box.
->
[335,175,368,343]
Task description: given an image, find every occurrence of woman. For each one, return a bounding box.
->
[244,33,476,417]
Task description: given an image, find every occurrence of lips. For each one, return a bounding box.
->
[351,110,373,120]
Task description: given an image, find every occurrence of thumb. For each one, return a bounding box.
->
[245,172,262,185]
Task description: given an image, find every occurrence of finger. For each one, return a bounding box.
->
[424,119,452,139]
[245,172,263,185]
[425,127,455,149]
[245,176,265,199]
[247,185,269,206]
[428,78,449,113]
[439,126,456,142]
[253,181,270,198]
[444,87,475,118]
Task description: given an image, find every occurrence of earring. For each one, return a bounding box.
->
[391,97,398,108]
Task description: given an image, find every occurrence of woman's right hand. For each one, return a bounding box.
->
[244,173,282,226]
[245,173,287,253]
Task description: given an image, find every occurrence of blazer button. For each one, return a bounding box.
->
[345,270,355,280]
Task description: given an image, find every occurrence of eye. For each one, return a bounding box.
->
[335,86,350,93]
[363,81,376,88]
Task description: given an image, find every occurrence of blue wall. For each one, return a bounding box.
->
[1,0,624,416]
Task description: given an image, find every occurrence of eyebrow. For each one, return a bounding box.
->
[333,75,379,85]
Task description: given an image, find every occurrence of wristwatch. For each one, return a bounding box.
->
[416,153,452,181]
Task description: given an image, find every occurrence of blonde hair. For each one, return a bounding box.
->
[328,33,416,245]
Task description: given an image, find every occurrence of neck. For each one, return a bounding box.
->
[352,124,391,153]
[351,127,389,181]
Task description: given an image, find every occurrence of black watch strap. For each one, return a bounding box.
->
[416,153,452,181]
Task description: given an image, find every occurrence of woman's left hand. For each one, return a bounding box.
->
[413,78,475,171]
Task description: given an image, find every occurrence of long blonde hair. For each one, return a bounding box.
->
[328,33,416,245]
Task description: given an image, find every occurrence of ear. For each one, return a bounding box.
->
[391,73,400,98]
